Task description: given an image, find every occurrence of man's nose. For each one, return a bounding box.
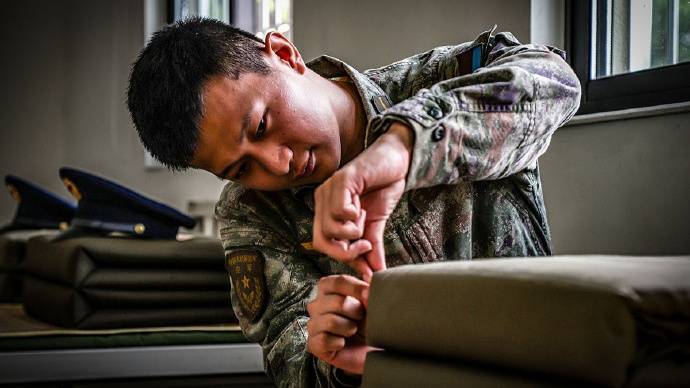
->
[252,143,292,177]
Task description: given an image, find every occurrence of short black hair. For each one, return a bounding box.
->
[127,17,270,170]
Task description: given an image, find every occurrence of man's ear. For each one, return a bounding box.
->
[263,31,306,74]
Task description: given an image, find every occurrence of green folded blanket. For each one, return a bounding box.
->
[0,231,58,302]
[23,235,227,287]
[0,303,246,351]
[366,255,690,387]
[21,235,236,329]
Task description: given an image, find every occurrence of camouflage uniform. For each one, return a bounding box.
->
[216,27,581,387]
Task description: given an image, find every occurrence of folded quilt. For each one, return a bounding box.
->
[1,231,58,302]
[362,350,579,388]
[366,255,690,387]
[23,235,227,287]
[23,276,235,329]
[0,236,25,270]
[21,235,236,328]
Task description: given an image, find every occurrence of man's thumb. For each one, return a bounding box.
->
[364,221,387,273]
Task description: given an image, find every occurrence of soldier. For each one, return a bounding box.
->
[127,18,580,387]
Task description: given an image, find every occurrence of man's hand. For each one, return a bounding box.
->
[313,123,414,281]
[306,275,374,374]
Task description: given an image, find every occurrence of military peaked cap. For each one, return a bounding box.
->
[1,175,76,233]
[58,167,195,240]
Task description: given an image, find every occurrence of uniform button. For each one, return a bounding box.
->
[431,126,446,142]
[428,106,443,119]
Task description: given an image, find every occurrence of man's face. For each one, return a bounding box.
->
[191,34,343,191]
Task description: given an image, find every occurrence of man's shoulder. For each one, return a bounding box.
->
[215,182,307,223]
[215,181,248,217]
[362,27,518,100]
[217,181,249,204]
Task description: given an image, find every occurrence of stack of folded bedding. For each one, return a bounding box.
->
[0,233,26,302]
[1,174,75,303]
[362,255,690,388]
[22,235,236,329]
[0,231,57,302]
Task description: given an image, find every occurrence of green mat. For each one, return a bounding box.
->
[0,303,249,351]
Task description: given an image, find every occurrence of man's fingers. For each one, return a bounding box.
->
[307,312,359,338]
[331,345,367,374]
[313,236,372,263]
[366,242,387,274]
[362,220,387,273]
[316,184,359,222]
[355,208,366,231]
[329,201,360,222]
[347,239,373,259]
[308,294,364,321]
[351,257,373,284]
[307,332,345,356]
[318,274,370,304]
[320,219,363,241]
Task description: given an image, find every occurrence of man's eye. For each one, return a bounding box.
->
[256,118,266,139]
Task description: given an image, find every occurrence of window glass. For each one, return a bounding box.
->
[592,0,690,79]
[254,0,292,40]
[174,0,231,23]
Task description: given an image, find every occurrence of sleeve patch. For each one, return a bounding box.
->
[227,250,266,322]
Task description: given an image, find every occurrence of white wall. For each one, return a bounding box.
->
[0,0,225,224]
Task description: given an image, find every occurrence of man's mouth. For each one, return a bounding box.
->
[296,149,315,180]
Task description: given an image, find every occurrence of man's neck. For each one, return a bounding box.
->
[316,72,367,166]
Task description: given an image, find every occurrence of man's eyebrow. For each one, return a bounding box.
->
[217,111,252,179]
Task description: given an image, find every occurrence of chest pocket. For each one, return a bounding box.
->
[389,188,449,265]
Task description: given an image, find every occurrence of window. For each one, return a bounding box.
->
[171,0,231,23]
[168,0,292,39]
[253,0,292,40]
[567,0,690,114]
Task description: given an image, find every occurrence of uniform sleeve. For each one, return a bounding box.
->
[215,192,360,388]
[368,32,582,191]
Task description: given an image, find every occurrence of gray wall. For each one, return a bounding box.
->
[541,113,690,255]
[294,0,531,70]
[0,1,68,218]
[0,0,225,223]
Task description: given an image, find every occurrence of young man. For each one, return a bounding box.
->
[128,18,580,387]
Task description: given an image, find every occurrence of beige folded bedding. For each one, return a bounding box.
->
[366,255,690,387]
[362,350,581,388]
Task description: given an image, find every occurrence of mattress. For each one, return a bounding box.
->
[365,255,690,387]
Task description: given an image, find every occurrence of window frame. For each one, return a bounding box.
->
[566,0,690,115]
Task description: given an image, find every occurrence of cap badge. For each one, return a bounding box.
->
[7,184,21,202]
[62,178,82,201]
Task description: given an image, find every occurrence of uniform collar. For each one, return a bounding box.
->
[288,56,393,206]
[307,55,391,122]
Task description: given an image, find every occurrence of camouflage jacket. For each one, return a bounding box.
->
[215,27,581,387]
